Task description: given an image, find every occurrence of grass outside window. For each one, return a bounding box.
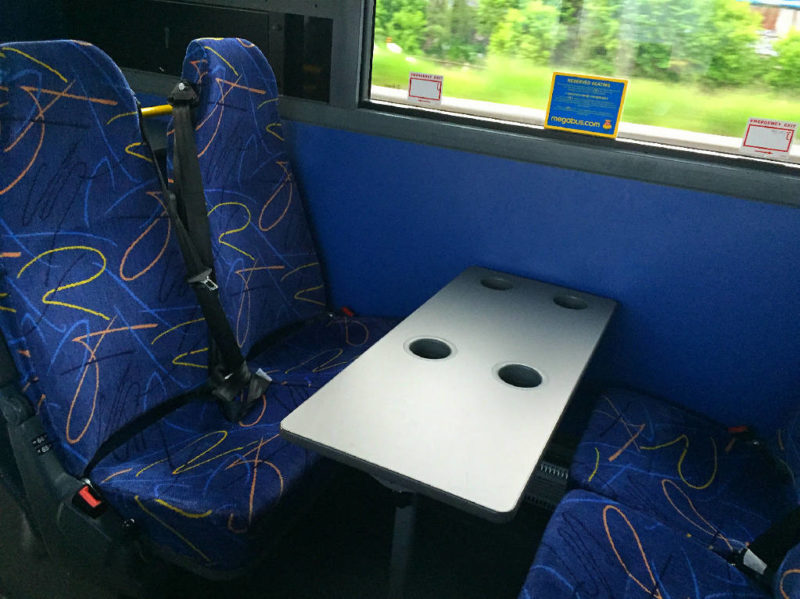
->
[372,45,800,139]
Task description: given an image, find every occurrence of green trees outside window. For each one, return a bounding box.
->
[372,0,800,140]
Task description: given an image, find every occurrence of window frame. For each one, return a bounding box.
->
[127,0,800,208]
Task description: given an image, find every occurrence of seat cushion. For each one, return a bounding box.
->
[518,490,768,599]
[91,312,397,571]
[92,383,321,572]
[570,389,796,556]
[251,314,399,388]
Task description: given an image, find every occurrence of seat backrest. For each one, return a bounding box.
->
[174,38,326,357]
[0,41,207,475]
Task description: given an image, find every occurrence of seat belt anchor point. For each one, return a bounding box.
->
[168,79,200,107]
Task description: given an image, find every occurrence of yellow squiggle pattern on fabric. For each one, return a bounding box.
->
[204,46,239,76]
[152,318,206,345]
[124,142,151,162]
[588,447,600,482]
[208,202,255,260]
[18,246,110,320]
[3,47,67,82]
[172,347,208,369]
[135,495,211,562]
[640,435,718,490]
[154,498,213,519]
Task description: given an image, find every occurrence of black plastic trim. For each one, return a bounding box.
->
[279,96,800,209]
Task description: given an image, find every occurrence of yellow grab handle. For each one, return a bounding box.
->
[140,104,173,118]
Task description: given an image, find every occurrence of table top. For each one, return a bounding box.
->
[280,266,617,520]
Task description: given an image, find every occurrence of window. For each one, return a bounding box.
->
[369,0,800,161]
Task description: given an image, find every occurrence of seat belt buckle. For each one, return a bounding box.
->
[72,481,107,518]
[254,368,272,384]
[187,268,219,292]
[740,548,769,575]
[730,546,770,585]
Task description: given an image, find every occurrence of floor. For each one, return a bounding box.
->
[0,465,551,599]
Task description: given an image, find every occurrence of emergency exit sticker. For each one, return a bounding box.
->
[408,72,443,104]
[741,118,797,158]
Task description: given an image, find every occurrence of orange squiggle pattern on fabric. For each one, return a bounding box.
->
[258,161,292,232]
[225,435,283,532]
[595,395,718,489]
[2,85,47,195]
[67,321,158,443]
[595,395,646,462]
[238,396,267,428]
[660,478,733,550]
[603,504,663,598]
[780,568,800,598]
[280,262,324,307]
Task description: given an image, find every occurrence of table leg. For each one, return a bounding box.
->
[388,491,417,599]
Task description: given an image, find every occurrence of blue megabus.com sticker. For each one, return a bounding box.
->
[545,73,628,138]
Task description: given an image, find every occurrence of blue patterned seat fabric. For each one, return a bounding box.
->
[775,544,800,599]
[250,313,398,388]
[0,40,207,476]
[518,490,774,599]
[570,388,797,557]
[90,383,323,571]
[1,40,397,572]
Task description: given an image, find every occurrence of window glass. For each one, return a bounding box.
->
[371,0,800,160]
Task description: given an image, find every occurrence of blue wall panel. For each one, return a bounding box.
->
[284,121,800,431]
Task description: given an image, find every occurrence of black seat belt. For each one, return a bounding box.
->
[139,80,270,422]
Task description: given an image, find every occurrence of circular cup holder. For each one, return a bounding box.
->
[496,364,542,388]
[553,294,588,310]
[481,276,513,291]
[407,337,453,360]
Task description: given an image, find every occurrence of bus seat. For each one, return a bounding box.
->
[0,39,326,577]
[569,388,797,558]
[88,383,326,573]
[168,37,399,389]
[1,38,206,476]
[92,37,399,572]
[517,489,774,599]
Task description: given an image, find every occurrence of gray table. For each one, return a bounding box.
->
[280,266,616,594]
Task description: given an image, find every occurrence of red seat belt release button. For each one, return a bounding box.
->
[73,484,107,517]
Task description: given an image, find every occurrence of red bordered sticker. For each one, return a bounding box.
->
[408,72,443,104]
[741,118,797,158]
